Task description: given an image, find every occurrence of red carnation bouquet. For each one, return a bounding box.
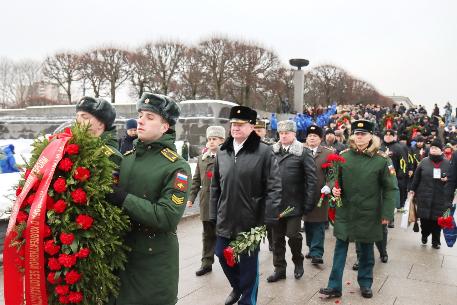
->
[438,205,457,247]
[4,125,129,305]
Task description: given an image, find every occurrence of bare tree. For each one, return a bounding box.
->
[198,37,235,100]
[78,50,106,98]
[0,57,15,108]
[126,51,152,98]
[13,59,43,106]
[42,52,80,103]
[97,48,130,103]
[177,47,208,100]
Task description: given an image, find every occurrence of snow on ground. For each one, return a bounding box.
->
[0,139,196,220]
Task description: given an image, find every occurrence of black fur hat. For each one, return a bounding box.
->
[76,96,116,129]
[136,92,180,126]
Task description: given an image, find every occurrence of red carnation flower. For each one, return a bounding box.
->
[44,224,52,238]
[77,248,90,259]
[58,157,74,172]
[68,291,83,303]
[73,167,90,182]
[65,144,80,155]
[76,214,93,230]
[46,195,55,210]
[47,257,62,271]
[15,186,23,196]
[55,284,69,295]
[438,216,454,229]
[44,239,60,256]
[321,162,331,169]
[25,193,35,205]
[53,178,67,193]
[58,253,77,268]
[53,199,67,214]
[71,188,87,205]
[223,246,236,267]
[65,270,81,285]
[24,169,31,179]
[206,171,213,179]
[16,210,28,223]
[60,232,74,245]
[58,295,70,304]
[32,180,40,191]
[47,272,61,284]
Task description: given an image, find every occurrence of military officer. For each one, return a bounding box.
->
[319,120,398,299]
[187,125,226,276]
[75,96,123,166]
[303,125,333,265]
[106,92,191,305]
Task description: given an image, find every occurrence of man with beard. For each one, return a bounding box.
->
[323,128,347,153]
[210,106,282,305]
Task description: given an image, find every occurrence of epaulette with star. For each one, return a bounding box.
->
[103,145,114,157]
[161,147,179,162]
[377,150,389,158]
[124,149,135,156]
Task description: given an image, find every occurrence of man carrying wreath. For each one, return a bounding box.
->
[319,120,398,299]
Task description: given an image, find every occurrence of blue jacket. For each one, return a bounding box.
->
[0,145,19,173]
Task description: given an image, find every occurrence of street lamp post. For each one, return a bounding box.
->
[289,58,309,114]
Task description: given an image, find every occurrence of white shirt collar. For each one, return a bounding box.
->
[233,138,247,155]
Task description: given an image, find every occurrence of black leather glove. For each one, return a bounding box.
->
[105,185,128,206]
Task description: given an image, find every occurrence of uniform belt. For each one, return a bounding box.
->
[131,222,175,237]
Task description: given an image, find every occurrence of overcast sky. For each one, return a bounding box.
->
[2,0,456,111]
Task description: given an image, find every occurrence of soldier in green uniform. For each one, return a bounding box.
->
[187,125,226,276]
[106,92,191,305]
[320,120,398,299]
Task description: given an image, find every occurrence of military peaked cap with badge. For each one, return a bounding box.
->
[351,120,374,134]
[137,92,180,126]
[76,96,116,129]
[307,125,323,137]
[229,106,257,124]
[254,119,267,129]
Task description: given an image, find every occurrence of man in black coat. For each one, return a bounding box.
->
[267,120,317,283]
[210,106,282,305]
[445,150,457,205]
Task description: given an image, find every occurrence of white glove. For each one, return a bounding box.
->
[321,185,331,195]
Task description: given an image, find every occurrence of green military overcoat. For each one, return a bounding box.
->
[188,150,215,222]
[334,136,398,243]
[114,131,191,305]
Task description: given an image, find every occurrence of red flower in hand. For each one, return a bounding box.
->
[223,246,236,267]
[58,158,74,172]
[438,216,454,229]
[53,199,67,214]
[55,284,69,295]
[47,257,62,271]
[77,247,90,259]
[58,253,77,268]
[321,162,331,169]
[328,207,336,223]
[65,270,81,285]
[60,232,75,245]
[206,171,213,179]
[47,272,61,284]
[16,210,28,223]
[74,167,90,182]
[68,291,83,303]
[53,178,67,193]
[76,214,93,230]
[71,188,87,205]
[44,239,60,256]
[65,144,80,155]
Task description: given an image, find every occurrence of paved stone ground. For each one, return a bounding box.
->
[1,212,456,305]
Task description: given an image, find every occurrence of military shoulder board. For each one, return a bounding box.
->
[103,145,114,157]
[161,148,179,162]
[377,151,388,158]
[124,149,135,156]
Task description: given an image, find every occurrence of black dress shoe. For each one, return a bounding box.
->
[421,236,427,244]
[319,287,342,298]
[266,271,286,283]
[432,244,440,249]
[388,223,395,228]
[380,255,388,263]
[352,262,359,270]
[305,253,312,259]
[360,287,373,298]
[195,266,212,276]
[311,257,324,265]
[294,264,304,279]
[225,289,241,305]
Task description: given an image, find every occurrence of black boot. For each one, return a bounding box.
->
[195,265,212,276]
[380,255,388,263]
[224,289,241,305]
[319,287,342,298]
[266,271,286,283]
[352,261,359,271]
[294,263,304,279]
[311,257,324,265]
[361,287,373,298]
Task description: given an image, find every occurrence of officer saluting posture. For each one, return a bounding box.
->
[106,92,191,305]
[320,120,398,299]
[210,106,282,305]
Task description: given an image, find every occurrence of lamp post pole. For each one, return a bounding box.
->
[289,58,309,114]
